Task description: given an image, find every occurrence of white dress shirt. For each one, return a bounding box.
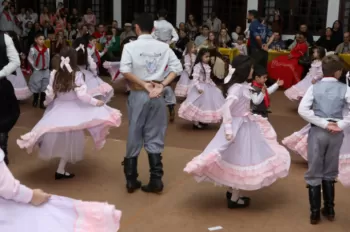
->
[120,34,183,82]
[152,19,179,44]
[0,34,20,78]
[251,83,279,105]
[298,78,350,130]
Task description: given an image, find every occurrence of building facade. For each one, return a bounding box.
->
[14,0,350,37]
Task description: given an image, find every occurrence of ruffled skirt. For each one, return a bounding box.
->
[184,115,291,190]
[175,71,192,98]
[282,124,350,187]
[284,72,314,101]
[7,73,32,100]
[84,71,114,103]
[0,196,121,232]
[178,83,225,123]
[17,94,122,163]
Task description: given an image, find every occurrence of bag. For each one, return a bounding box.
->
[298,55,311,66]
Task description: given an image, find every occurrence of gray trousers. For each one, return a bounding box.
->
[126,91,168,158]
[305,126,344,186]
[28,69,50,93]
[163,86,176,106]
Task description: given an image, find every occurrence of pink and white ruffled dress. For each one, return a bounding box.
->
[283,124,350,187]
[175,53,196,98]
[6,67,32,100]
[178,63,225,123]
[184,83,291,190]
[103,61,130,92]
[81,60,114,103]
[17,71,122,163]
[284,60,323,101]
[0,150,121,232]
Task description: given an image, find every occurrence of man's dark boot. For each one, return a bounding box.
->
[0,133,9,165]
[40,92,46,109]
[168,104,175,122]
[308,185,321,225]
[32,93,39,107]
[122,157,141,193]
[141,153,164,193]
[322,180,336,221]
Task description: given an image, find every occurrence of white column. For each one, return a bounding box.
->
[176,0,186,27]
[326,0,340,27]
[113,0,122,24]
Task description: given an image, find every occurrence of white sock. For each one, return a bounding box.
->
[56,159,70,175]
[230,189,245,204]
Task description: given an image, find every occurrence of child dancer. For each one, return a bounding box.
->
[103,61,130,93]
[184,55,290,208]
[251,65,283,118]
[178,48,225,129]
[283,55,350,224]
[175,41,196,98]
[0,148,122,231]
[284,47,325,101]
[6,67,32,100]
[17,47,122,180]
[28,32,50,109]
[87,35,107,69]
[75,42,114,102]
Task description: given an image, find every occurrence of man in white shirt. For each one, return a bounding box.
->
[151,8,178,45]
[298,55,350,225]
[206,12,221,34]
[120,13,182,194]
[0,0,20,35]
[194,25,209,47]
[0,32,20,165]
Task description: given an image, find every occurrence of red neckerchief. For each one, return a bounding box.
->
[88,44,101,65]
[252,81,270,108]
[3,11,12,21]
[34,45,48,69]
[113,70,120,81]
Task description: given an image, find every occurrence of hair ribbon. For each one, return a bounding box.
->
[75,44,85,52]
[224,65,236,84]
[60,56,73,73]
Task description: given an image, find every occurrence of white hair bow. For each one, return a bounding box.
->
[75,44,85,52]
[224,65,236,84]
[60,57,73,73]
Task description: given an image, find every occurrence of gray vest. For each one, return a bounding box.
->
[312,81,347,119]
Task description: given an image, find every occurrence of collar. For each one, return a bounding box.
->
[321,77,338,82]
[138,34,153,40]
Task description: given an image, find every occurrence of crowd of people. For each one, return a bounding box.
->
[2,1,350,230]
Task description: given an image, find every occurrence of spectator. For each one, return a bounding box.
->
[231,26,243,42]
[268,32,285,49]
[206,12,221,34]
[28,8,37,23]
[64,22,77,41]
[92,24,105,39]
[17,8,26,24]
[119,23,136,44]
[40,6,50,26]
[173,29,189,58]
[300,24,314,46]
[69,8,80,29]
[220,22,228,31]
[218,28,231,48]
[83,8,96,32]
[271,10,283,33]
[42,20,54,39]
[194,24,209,47]
[186,14,198,41]
[316,27,337,52]
[53,11,66,34]
[332,20,344,47]
[335,32,350,54]
[178,22,186,31]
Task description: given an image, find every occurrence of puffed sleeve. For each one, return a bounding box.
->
[192,64,202,91]
[183,54,192,75]
[74,71,98,105]
[44,70,57,106]
[0,150,33,204]
[222,86,239,135]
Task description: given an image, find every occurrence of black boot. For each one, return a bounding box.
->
[122,157,142,193]
[141,153,164,193]
[226,191,251,202]
[32,93,39,107]
[0,133,9,165]
[168,104,175,123]
[39,92,46,109]
[308,185,321,225]
[322,180,336,221]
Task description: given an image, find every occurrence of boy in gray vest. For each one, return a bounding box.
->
[298,55,350,224]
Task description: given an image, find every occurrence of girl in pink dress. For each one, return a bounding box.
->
[6,67,32,100]
[17,47,122,180]
[175,41,196,98]
[0,149,121,232]
[184,55,291,208]
[178,48,225,129]
[74,42,114,102]
[284,47,325,101]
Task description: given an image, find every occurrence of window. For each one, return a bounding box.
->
[340,0,350,32]
[259,0,328,34]
[215,0,247,31]
[91,0,103,24]
[39,0,56,13]
[202,0,213,23]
